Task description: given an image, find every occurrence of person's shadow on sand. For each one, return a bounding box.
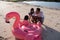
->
[42,24,60,40]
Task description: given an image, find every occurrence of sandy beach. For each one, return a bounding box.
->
[0,1,60,40]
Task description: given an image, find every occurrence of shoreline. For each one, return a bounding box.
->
[23,3,60,10]
[22,1,60,10]
[22,3,60,10]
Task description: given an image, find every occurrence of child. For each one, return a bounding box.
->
[28,8,34,23]
[29,8,34,16]
[24,15,29,20]
[23,15,29,26]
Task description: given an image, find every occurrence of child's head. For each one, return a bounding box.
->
[30,8,34,13]
[24,15,29,20]
[32,16,39,23]
[36,8,40,14]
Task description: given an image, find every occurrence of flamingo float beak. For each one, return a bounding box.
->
[5,20,10,23]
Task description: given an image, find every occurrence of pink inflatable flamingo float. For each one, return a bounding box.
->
[5,12,42,40]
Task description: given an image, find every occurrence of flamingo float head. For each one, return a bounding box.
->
[5,12,20,23]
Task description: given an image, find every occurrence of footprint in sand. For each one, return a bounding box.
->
[0,15,2,16]
[0,36,9,40]
[0,36,5,40]
[55,23,60,27]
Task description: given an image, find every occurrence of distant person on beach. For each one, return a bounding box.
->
[32,8,44,24]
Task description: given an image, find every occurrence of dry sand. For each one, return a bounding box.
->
[0,1,60,40]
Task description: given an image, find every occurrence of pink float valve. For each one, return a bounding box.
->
[5,12,42,40]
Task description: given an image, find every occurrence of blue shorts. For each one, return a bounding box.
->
[39,17,44,24]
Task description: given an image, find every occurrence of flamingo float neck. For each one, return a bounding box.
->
[6,12,20,29]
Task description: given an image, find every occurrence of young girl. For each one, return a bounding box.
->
[28,8,34,23]
[29,8,34,16]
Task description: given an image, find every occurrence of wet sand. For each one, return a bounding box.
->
[0,1,60,40]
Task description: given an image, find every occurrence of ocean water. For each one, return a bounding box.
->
[23,1,60,9]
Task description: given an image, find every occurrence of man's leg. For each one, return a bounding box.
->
[39,17,44,24]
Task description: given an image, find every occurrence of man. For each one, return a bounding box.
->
[32,8,44,24]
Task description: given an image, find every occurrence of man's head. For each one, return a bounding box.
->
[36,8,40,14]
